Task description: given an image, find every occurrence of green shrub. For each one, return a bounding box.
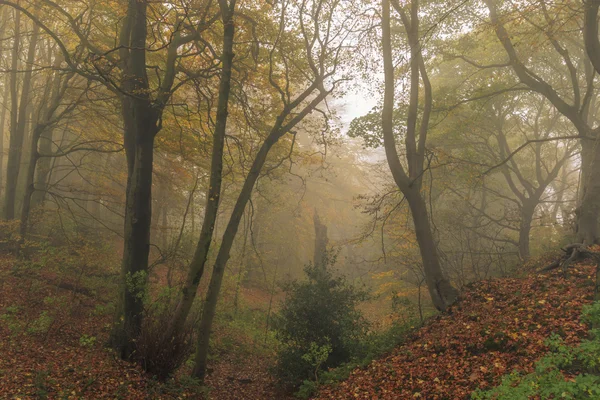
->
[28,311,53,335]
[79,334,97,347]
[472,301,600,399]
[295,315,425,399]
[273,254,369,388]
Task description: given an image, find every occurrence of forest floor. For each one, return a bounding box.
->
[314,257,597,399]
[0,251,291,399]
[1,246,598,399]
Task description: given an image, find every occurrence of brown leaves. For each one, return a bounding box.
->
[314,264,595,399]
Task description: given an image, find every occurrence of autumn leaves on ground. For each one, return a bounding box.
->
[0,242,596,399]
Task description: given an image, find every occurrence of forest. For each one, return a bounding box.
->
[1,0,600,398]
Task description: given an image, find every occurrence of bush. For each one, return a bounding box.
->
[130,288,197,381]
[296,313,426,399]
[133,307,196,381]
[472,301,600,399]
[273,254,369,388]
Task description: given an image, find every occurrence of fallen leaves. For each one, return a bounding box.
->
[314,264,596,399]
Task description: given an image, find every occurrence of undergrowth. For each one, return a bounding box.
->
[472,301,600,399]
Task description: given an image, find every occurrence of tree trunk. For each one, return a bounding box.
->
[191,133,277,380]
[0,8,9,199]
[165,1,236,342]
[381,0,458,311]
[4,9,20,219]
[518,203,535,261]
[31,126,53,208]
[5,19,38,220]
[313,210,328,267]
[111,0,161,359]
[577,136,600,244]
[405,188,458,311]
[19,124,42,238]
[113,131,156,359]
[161,200,168,252]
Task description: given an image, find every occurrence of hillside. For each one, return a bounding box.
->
[314,262,596,399]
[1,244,598,399]
[0,252,290,399]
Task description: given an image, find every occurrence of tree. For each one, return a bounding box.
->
[484,0,600,245]
[380,0,458,311]
[165,0,237,342]
[273,257,368,387]
[4,13,39,220]
[445,93,576,260]
[191,0,359,379]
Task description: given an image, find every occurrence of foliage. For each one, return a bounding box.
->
[134,296,196,381]
[27,311,54,335]
[273,254,369,388]
[296,300,428,399]
[301,341,333,384]
[79,334,97,348]
[347,107,405,149]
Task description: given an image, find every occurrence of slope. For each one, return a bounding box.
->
[314,262,596,399]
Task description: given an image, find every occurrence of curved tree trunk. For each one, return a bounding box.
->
[381,0,458,311]
[405,188,458,310]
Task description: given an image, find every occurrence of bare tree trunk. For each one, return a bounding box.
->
[5,19,38,220]
[577,138,600,244]
[518,202,535,261]
[20,53,68,239]
[191,131,278,380]
[405,188,458,310]
[381,0,458,311]
[19,124,42,239]
[30,126,53,208]
[161,198,168,252]
[0,8,10,200]
[4,9,20,219]
[111,0,161,360]
[313,209,328,267]
[165,0,236,342]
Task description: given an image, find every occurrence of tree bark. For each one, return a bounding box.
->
[578,136,600,244]
[19,124,42,239]
[313,210,328,267]
[4,10,20,219]
[165,0,236,342]
[111,0,161,359]
[30,126,52,208]
[191,75,331,380]
[191,132,278,380]
[580,5,600,243]
[405,188,458,310]
[518,203,535,261]
[382,0,458,311]
[0,8,9,199]
[5,19,38,220]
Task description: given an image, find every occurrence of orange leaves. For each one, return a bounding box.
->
[315,263,596,399]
